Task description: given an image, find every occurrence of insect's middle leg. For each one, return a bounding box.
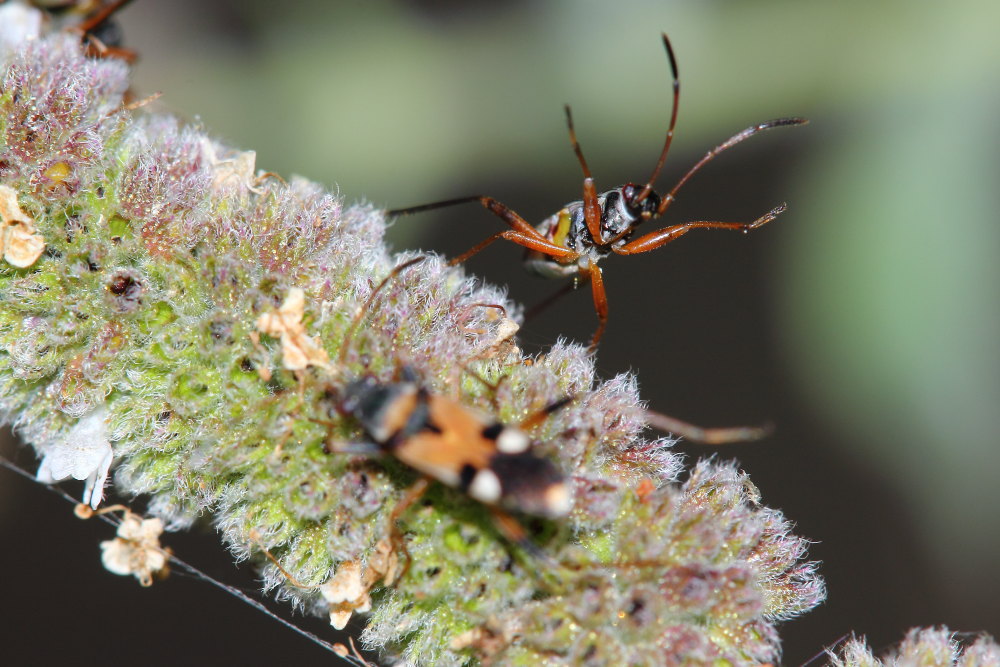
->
[527,265,609,352]
[524,281,578,324]
[587,264,608,352]
[388,477,431,581]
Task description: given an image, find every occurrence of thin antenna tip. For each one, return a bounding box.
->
[766,202,789,219]
[768,117,810,128]
[660,33,679,77]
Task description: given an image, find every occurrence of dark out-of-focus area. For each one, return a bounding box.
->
[2,0,998,664]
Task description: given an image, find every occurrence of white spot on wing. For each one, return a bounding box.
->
[544,482,572,517]
[468,469,502,504]
[495,428,529,454]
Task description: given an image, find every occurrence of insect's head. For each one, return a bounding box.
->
[340,373,422,445]
[340,375,383,418]
[621,183,662,222]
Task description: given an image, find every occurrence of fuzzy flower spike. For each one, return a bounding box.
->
[0,8,824,665]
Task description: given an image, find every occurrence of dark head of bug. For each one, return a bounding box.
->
[387,33,807,352]
[620,183,662,222]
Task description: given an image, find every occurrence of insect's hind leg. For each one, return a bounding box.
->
[388,195,578,265]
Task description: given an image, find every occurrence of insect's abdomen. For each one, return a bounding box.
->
[524,208,583,279]
[482,451,571,518]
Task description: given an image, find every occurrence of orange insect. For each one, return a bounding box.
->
[390,34,806,350]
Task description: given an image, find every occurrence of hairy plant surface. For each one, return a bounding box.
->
[0,11,827,666]
[827,628,1000,667]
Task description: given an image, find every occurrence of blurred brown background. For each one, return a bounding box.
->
[2,0,998,664]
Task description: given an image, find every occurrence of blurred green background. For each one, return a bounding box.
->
[2,0,998,664]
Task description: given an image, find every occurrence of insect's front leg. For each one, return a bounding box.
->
[612,203,787,256]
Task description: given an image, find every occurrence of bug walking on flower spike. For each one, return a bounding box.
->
[322,259,771,567]
[388,33,807,351]
[324,258,572,561]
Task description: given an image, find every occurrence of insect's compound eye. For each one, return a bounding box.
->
[639,191,661,217]
[622,184,661,218]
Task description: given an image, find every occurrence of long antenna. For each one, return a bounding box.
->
[338,256,426,366]
[634,33,681,206]
[657,116,808,215]
[564,104,594,181]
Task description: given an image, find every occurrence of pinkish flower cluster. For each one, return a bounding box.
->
[0,6,829,665]
[828,628,1000,667]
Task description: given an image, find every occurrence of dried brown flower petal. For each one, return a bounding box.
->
[321,560,369,630]
[320,540,400,630]
[0,185,45,267]
[255,288,330,370]
[364,538,400,588]
[99,511,171,587]
[200,138,260,195]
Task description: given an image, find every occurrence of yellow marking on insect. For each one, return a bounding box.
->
[552,208,572,248]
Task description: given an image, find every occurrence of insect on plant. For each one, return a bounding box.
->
[388,33,807,351]
[323,259,772,566]
[32,0,137,62]
[325,258,573,560]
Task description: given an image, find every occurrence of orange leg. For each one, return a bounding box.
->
[388,477,431,581]
[613,203,787,256]
[488,507,560,570]
[529,264,609,351]
[389,195,578,265]
[587,263,608,352]
[644,411,772,445]
[516,396,576,431]
[449,229,577,267]
[84,41,138,63]
[74,0,138,63]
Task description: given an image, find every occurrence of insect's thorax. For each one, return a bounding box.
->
[524,188,651,279]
